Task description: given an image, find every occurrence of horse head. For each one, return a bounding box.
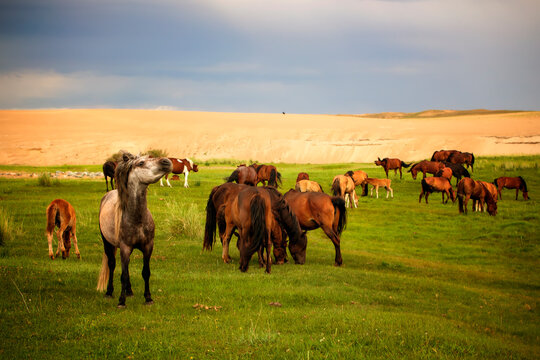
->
[289,232,307,265]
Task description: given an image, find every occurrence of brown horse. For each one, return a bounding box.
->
[447,152,475,171]
[362,178,393,199]
[103,161,116,192]
[331,175,358,208]
[284,190,347,266]
[493,176,529,200]
[296,172,309,182]
[161,157,199,187]
[408,161,445,180]
[46,199,80,260]
[252,163,282,187]
[220,186,276,273]
[345,170,368,196]
[457,178,497,215]
[97,153,172,308]
[430,150,460,162]
[295,179,324,193]
[226,165,258,186]
[374,157,412,179]
[435,167,453,181]
[419,177,456,204]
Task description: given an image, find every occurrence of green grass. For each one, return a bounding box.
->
[0,156,539,359]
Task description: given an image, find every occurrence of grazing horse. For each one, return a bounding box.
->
[374,158,412,179]
[295,179,324,193]
[103,161,116,192]
[253,163,282,187]
[284,190,347,266]
[435,167,453,181]
[331,175,358,208]
[442,162,470,185]
[46,199,80,260]
[493,176,529,200]
[226,165,258,186]
[362,178,393,199]
[345,170,368,196]
[203,184,302,267]
[97,153,172,308]
[457,178,497,216]
[160,158,199,187]
[296,172,309,183]
[408,161,445,180]
[447,152,475,171]
[419,177,456,204]
[220,186,275,273]
[430,150,460,162]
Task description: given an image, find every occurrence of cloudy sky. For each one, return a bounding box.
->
[1,0,539,114]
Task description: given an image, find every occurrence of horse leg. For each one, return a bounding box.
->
[141,243,154,304]
[419,189,424,203]
[55,225,67,259]
[515,188,519,200]
[71,230,81,259]
[425,192,430,204]
[105,176,109,192]
[221,222,235,263]
[352,190,358,208]
[464,195,470,214]
[111,176,115,190]
[399,167,402,179]
[375,186,379,199]
[321,224,342,266]
[183,171,189,188]
[118,245,133,308]
[385,169,389,179]
[390,186,393,198]
[47,230,55,259]
[103,240,116,297]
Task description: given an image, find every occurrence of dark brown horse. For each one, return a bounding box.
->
[408,161,445,180]
[430,150,460,162]
[374,157,412,179]
[447,152,475,171]
[457,178,497,216]
[97,153,172,307]
[284,190,347,266]
[493,176,529,200]
[46,199,80,260]
[226,165,258,186]
[296,172,309,183]
[442,162,471,185]
[161,157,199,187]
[103,161,116,192]
[419,177,456,204]
[252,163,282,187]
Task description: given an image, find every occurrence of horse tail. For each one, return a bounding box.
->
[268,169,278,187]
[249,194,267,255]
[421,178,431,194]
[462,166,471,178]
[331,178,341,196]
[492,178,499,187]
[96,252,109,292]
[401,161,412,168]
[430,151,437,161]
[46,201,58,234]
[407,163,416,173]
[203,187,218,251]
[470,153,475,170]
[226,169,239,183]
[331,197,347,235]
[345,170,354,177]
[519,176,528,193]
[276,172,282,186]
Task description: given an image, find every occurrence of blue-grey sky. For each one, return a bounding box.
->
[1,0,539,114]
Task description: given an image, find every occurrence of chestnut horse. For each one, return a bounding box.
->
[295,179,324,193]
[493,176,529,200]
[430,150,460,162]
[331,175,358,208]
[253,163,282,187]
[284,190,347,266]
[345,170,368,196]
[97,153,172,308]
[362,178,393,199]
[447,151,475,171]
[457,178,497,216]
[419,177,456,204]
[46,199,80,260]
[374,157,412,179]
[408,161,445,180]
[296,172,309,183]
[226,165,258,186]
[161,158,199,187]
[103,161,116,192]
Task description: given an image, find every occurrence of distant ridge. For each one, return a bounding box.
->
[342,109,525,119]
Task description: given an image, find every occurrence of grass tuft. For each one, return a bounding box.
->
[37,173,60,187]
[0,207,23,246]
[164,201,203,240]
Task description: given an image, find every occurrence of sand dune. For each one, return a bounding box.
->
[0,109,538,165]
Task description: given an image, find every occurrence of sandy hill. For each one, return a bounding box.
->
[0,109,538,165]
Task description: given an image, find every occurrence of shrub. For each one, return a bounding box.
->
[106,151,124,163]
[0,207,23,246]
[164,202,203,240]
[37,173,60,187]
[143,148,168,158]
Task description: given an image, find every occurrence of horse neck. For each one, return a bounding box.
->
[118,179,150,224]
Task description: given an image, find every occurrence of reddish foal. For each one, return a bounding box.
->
[46,199,80,260]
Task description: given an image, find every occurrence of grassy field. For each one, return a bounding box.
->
[0,156,539,359]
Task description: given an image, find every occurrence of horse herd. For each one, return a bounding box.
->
[44,150,529,307]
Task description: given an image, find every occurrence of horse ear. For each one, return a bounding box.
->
[122,152,135,162]
[378,157,381,161]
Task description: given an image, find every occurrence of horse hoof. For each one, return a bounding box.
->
[117,304,126,309]
[145,300,154,305]
[126,292,134,297]
[76,254,81,259]
[104,294,113,298]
